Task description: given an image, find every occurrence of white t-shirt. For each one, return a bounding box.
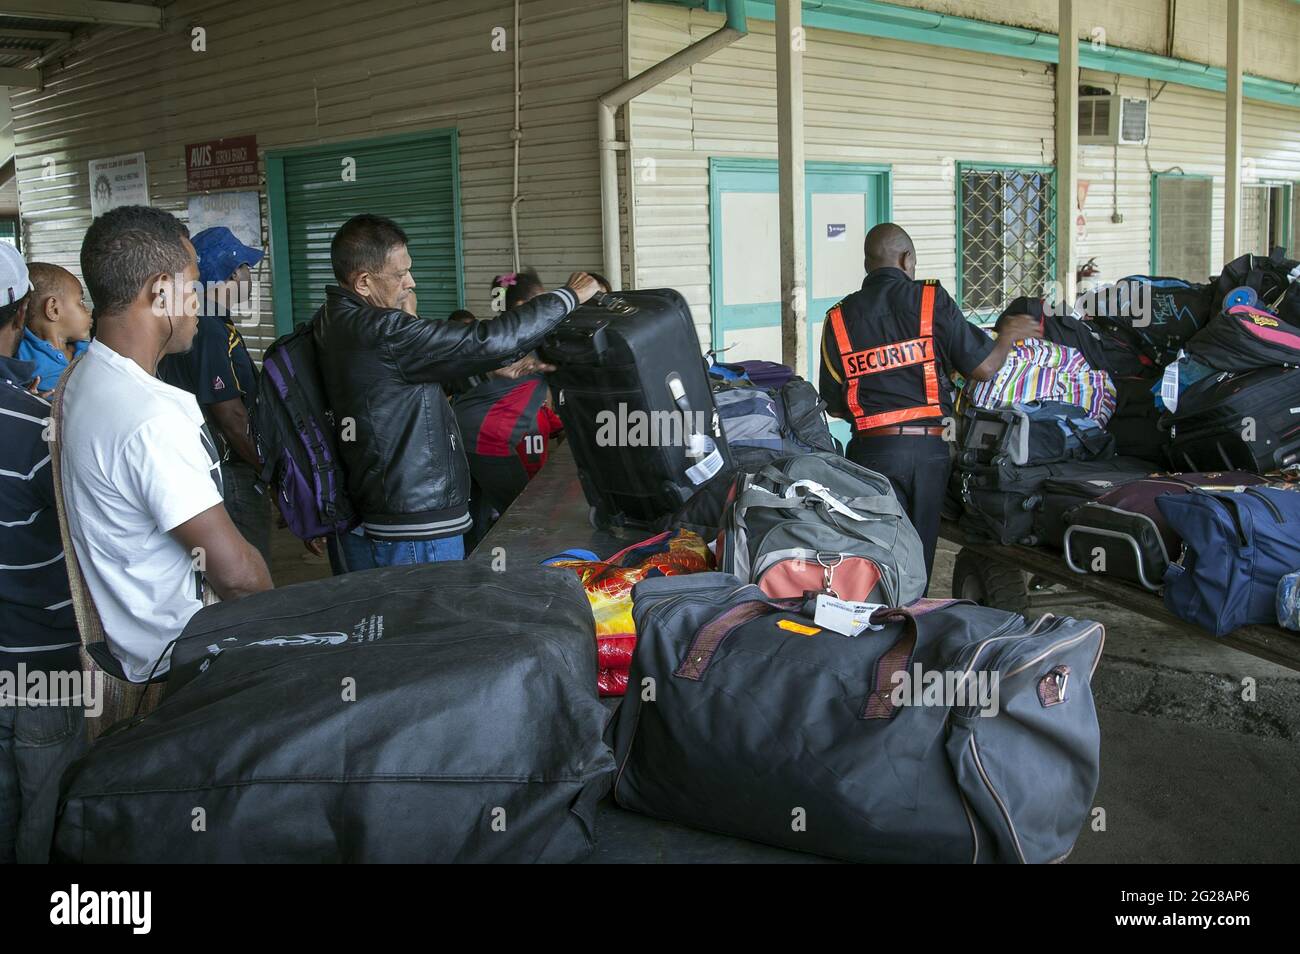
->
[62,340,224,682]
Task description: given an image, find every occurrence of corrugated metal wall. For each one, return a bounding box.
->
[629,2,1300,349]
[629,3,1056,346]
[10,0,625,357]
[1073,70,1300,284]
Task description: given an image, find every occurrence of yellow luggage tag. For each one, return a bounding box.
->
[777,619,821,637]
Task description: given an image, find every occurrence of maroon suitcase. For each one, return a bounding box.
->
[1064,471,1268,590]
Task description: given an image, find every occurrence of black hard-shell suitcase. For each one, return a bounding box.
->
[1164,366,1300,473]
[52,563,615,863]
[958,456,1152,547]
[540,288,731,528]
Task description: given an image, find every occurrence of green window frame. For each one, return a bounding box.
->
[1150,172,1213,278]
[955,162,1057,323]
[265,128,465,335]
[1240,180,1294,256]
[0,217,19,252]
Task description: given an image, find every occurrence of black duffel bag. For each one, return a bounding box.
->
[52,563,615,863]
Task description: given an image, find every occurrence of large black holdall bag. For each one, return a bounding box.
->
[1164,365,1300,473]
[52,563,615,863]
[613,573,1104,863]
[540,289,731,528]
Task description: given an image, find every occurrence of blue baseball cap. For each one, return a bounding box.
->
[192,226,264,285]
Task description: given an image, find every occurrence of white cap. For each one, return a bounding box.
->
[0,242,30,306]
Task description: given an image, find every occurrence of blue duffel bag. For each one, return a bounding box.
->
[1158,485,1300,636]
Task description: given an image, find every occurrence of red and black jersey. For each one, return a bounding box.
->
[451,373,563,511]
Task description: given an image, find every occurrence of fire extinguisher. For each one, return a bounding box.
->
[1076,256,1100,295]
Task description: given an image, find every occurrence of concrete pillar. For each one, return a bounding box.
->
[1225,0,1244,260]
[1056,0,1079,305]
[776,0,806,372]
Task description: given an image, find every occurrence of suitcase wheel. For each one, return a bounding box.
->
[952,549,1030,614]
[589,506,611,531]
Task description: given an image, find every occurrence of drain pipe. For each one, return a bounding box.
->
[597,0,748,290]
[510,0,523,273]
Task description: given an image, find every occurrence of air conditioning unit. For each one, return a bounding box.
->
[1078,94,1149,145]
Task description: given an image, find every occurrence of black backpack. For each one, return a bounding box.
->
[251,313,358,539]
[1214,246,1300,315]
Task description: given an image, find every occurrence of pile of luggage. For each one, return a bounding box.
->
[54,456,1106,864]
[52,287,1109,864]
[949,248,1300,636]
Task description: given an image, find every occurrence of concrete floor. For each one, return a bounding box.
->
[269,525,1300,863]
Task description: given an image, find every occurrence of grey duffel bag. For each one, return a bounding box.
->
[612,572,1104,863]
[718,452,928,605]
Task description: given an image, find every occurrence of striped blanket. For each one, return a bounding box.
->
[967,337,1117,426]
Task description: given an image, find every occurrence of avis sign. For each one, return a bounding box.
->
[186,134,258,191]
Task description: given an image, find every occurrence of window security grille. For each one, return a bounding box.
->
[959,168,1056,316]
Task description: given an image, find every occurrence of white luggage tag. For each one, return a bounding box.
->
[1160,352,1182,414]
[813,593,887,637]
[685,444,724,485]
[783,479,868,521]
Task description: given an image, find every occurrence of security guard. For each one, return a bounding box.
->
[819,223,1041,578]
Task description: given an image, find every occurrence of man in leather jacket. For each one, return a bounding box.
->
[315,213,601,570]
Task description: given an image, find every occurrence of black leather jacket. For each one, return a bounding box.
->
[314,284,579,540]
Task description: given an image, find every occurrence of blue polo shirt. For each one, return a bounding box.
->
[0,354,79,674]
[16,329,89,393]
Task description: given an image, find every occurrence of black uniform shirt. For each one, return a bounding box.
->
[159,314,258,412]
[819,268,995,424]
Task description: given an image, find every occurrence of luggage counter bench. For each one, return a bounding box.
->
[472,437,640,564]
[942,520,1300,673]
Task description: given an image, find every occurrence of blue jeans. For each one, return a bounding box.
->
[0,701,88,864]
[328,530,465,574]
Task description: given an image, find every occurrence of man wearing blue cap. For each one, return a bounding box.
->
[159,226,270,565]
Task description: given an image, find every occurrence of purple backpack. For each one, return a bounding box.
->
[251,318,358,539]
[711,359,795,390]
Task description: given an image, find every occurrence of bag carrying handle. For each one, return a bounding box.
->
[860,598,973,720]
[675,600,777,681]
[1062,415,1111,457]
[675,595,972,718]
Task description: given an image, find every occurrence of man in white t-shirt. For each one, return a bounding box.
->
[62,206,273,682]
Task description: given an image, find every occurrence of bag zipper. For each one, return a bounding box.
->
[969,735,1028,864]
[1201,491,1251,548]
[1243,486,1285,523]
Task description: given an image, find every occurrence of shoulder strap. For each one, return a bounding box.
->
[48,355,109,655]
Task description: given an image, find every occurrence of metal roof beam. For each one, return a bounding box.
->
[0,1,163,29]
[0,27,73,41]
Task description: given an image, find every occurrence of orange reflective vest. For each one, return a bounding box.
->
[826,280,942,432]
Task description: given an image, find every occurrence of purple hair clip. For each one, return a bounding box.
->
[495,272,518,287]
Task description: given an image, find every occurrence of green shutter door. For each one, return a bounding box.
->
[267,130,463,333]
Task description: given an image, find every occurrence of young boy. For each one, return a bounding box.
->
[18,262,92,393]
